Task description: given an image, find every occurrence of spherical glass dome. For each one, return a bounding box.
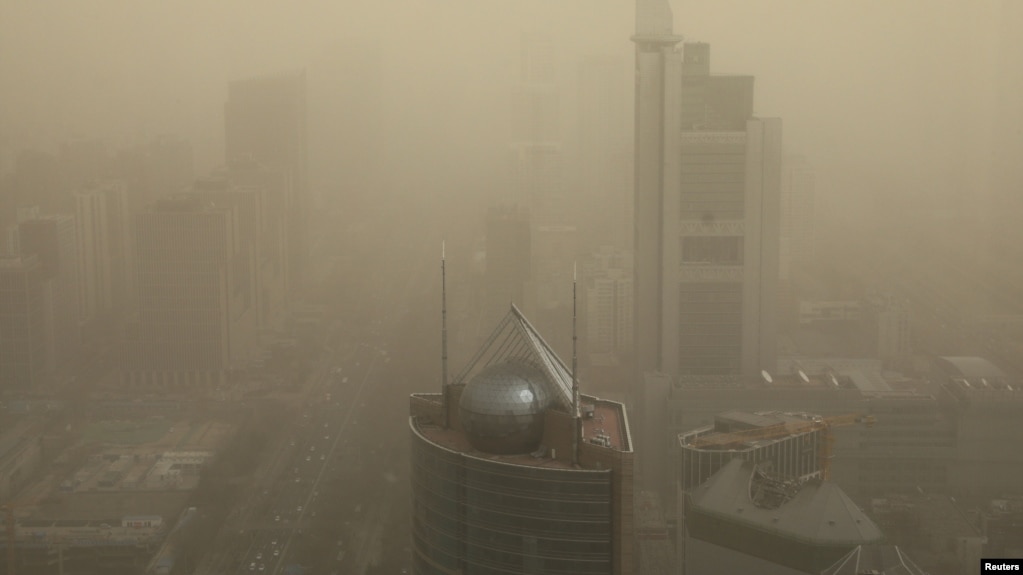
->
[458,359,552,454]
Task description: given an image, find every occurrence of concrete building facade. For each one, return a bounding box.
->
[633,6,781,382]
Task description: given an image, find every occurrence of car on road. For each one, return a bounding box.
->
[274,515,280,522]
[249,562,256,571]
[273,548,280,557]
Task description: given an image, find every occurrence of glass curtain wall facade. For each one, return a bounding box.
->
[411,425,615,575]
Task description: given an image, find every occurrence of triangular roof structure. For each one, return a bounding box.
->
[689,459,883,546]
[451,304,574,410]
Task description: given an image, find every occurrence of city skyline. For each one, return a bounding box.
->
[0,2,1021,574]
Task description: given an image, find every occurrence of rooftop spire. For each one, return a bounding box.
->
[441,241,449,428]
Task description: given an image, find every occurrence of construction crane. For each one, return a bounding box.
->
[688,413,877,480]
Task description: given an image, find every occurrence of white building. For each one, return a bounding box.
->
[634,8,781,382]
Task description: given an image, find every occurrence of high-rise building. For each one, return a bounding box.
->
[504,33,579,360]
[113,135,194,215]
[633,5,781,382]
[75,187,111,326]
[409,306,635,574]
[779,155,815,281]
[576,56,630,250]
[228,160,291,333]
[985,1,1023,317]
[16,213,80,373]
[0,255,47,390]
[225,71,307,293]
[483,205,532,331]
[123,192,257,387]
[308,40,383,218]
[585,247,633,357]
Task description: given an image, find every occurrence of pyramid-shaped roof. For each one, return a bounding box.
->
[451,304,574,411]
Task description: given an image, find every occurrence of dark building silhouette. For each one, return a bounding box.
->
[15,212,80,374]
[0,255,47,390]
[225,71,307,293]
[123,191,258,387]
[483,205,532,330]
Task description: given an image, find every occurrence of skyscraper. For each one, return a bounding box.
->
[483,205,532,331]
[16,212,80,373]
[124,192,257,387]
[577,55,630,251]
[225,71,307,293]
[409,306,635,574]
[633,4,781,382]
[75,186,113,326]
[507,33,578,358]
[632,0,684,382]
[779,155,815,281]
[0,255,47,390]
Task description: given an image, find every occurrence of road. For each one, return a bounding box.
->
[194,203,445,574]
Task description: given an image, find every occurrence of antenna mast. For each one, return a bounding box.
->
[441,241,449,428]
[572,262,580,464]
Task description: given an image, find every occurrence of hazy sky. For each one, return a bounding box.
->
[1,0,1018,213]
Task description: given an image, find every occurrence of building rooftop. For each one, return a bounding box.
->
[412,304,632,467]
[689,459,882,546]
[679,410,825,451]
[935,356,1018,393]
[414,393,629,469]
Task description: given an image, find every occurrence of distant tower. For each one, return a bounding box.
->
[577,54,631,251]
[125,190,257,388]
[0,255,48,390]
[779,155,815,281]
[633,5,781,382]
[632,0,683,381]
[16,213,81,374]
[225,71,307,294]
[483,205,532,330]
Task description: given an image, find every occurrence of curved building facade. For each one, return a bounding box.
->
[410,422,615,574]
